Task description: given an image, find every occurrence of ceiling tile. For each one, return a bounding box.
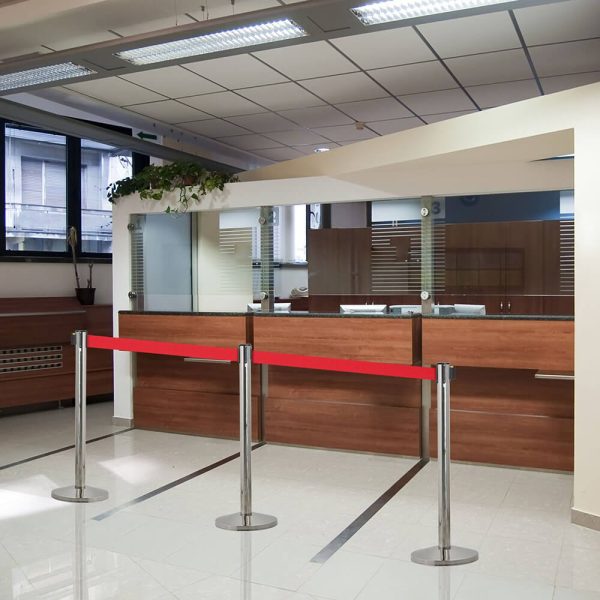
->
[293,144,340,155]
[111,14,195,37]
[185,54,287,89]
[126,100,211,124]
[181,119,250,137]
[529,39,600,77]
[423,110,478,124]
[265,130,331,145]
[254,147,305,162]
[237,83,325,111]
[253,41,357,79]
[330,28,435,70]
[65,77,166,106]
[278,106,353,128]
[367,118,423,135]
[466,80,540,109]
[45,31,121,51]
[515,0,600,46]
[187,0,279,20]
[336,97,413,121]
[300,72,388,103]
[217,134,283,150]
[399,88,476,115]
[368,61,457,95]
[417,12,521,58]
[227,113,302,133]
[311,125,377,142]
[540,71,600,94]
[179,91,267,117]
[445,49,533,87]
[121,66,223,98]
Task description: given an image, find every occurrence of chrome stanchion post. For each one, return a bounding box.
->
[216,344,277,531]
[411,363,478,566]
[52,330,109,503]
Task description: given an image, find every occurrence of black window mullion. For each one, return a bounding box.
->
[0,119,6,254]
[132,152,149,176]
[66,136,81,255]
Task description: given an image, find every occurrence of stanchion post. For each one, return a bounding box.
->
[411,363,478,566]
[52,330,109,503]
[216,344,277,531]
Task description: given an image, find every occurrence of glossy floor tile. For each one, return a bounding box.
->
[0,403,598,599]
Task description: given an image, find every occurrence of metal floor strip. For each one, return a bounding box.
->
[0,427,135,471]
[310,458,429,564]
[93,442,266,521]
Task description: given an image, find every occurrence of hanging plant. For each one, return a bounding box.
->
[106,162,238,214]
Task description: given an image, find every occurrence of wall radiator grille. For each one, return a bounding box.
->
[0,345,63,374]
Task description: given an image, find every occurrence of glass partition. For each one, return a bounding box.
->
[129,191,573,316]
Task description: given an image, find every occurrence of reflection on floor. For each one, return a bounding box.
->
[0,403,598,599]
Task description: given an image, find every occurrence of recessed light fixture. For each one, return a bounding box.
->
[0,62,96,92]
[351,0,519,25]
[115,19,307,66]
[314,147,331,153]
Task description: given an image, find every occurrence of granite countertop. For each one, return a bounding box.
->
[119,310,573,321]
[119,310,415,319]
[422,314,574,321]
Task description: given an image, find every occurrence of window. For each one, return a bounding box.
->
[81,140,132,253]
[1,120,141,260]
[5,126,67,252]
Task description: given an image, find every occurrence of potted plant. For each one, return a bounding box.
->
[68,226,95,305]
[106,162,238,214]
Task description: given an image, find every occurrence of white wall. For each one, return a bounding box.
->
[275,266,308,298]
[0,262,112,303]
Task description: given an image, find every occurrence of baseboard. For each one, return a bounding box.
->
[571,508,600,531]
[112,416,134,427]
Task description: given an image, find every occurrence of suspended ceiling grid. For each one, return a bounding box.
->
[2,0,600,164]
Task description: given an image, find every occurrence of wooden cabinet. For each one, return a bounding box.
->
[308,228,372,295]
[0,298,113,411]
[443,220,571,315]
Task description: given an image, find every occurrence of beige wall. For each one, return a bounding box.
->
[0,262,112,304]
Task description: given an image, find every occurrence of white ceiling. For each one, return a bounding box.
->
[1,0,600,165]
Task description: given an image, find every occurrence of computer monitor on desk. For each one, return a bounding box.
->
[340,304,387,314]
[390,305,421,315]
[247,303,291,312]
[454,304,486,315]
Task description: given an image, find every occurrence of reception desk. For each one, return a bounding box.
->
[119,311,573,471]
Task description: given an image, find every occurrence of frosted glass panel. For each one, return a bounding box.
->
[143,214,192,311]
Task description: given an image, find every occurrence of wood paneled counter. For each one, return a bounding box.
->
[423,315,574,470]
[0,298,113,411]
[120,311,574,471]
[120,311,421,455]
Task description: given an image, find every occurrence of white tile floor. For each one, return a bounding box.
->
[0,403,599,599]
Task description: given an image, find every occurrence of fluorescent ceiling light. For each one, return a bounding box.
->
[116,19,307,66]
[0,62,96,92]
[351,0,519,25]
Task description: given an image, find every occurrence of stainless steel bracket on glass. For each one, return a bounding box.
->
[411,363,478,566]
[216,344,277,531]
[51,330,109,503]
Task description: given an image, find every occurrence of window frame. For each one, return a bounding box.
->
[0,118,145,263]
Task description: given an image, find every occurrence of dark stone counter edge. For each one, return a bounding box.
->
[119,310,573,321]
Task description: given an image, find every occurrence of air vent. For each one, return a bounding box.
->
[0,345,63,375]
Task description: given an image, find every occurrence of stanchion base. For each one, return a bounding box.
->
[411,545,478,566]
[51,485,109,503]
[215,512,277,531]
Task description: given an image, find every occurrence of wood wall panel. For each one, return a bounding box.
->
[254,316,415,364]
[265,398,420,456]
[0,370,112,409]
[430,411,573,471]
[134,388,259,439]
[0,312,86,347]
[85,305,113,336]
[268,366,421,408]
[423,318,573,371]
[119,313,247,347]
